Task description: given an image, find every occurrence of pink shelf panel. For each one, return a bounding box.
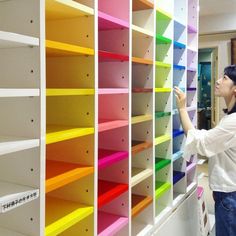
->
[99,50,129,62]
[98,211,128,236]
[98,149,128,169]
[197,186,204,199]
[186,162,196,173]
[98,119,128,132]
[98,88,129,95]
[98,11,129,30]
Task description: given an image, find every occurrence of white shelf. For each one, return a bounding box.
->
[132,24,154,37]
[0,89,40,97]
[0,227,26,236]
[0,181,39,213]
[154,206,172,226]
[0,31,39,48]
[131,168,153,187]
[0,136,39,156]
[132,221,153,236]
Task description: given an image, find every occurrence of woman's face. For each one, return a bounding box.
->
[215,75,236,98]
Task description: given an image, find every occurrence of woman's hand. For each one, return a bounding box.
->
[174,86,186,110]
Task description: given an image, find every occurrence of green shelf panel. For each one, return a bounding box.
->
[155,61,171,68]
[155,111,171,118]
[156,34,172,44]
[156,8,172,20]
[155,182,171,200]
[155,158,171,171]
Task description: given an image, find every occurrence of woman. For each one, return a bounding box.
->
[174,65,236,236]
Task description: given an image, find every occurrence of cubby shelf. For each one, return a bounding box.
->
[98,88,129,95]
[46,40,94,57]
[155,61,172,68]
[173,151,183,162]
[46,160,94,193]
[45,197,93,236]
[155,158,171,171]
[155,111,171,118]
[174,41,186,49]
[186,162,196,174]
[132,57,153,65]
[132,140,153,155]
[46,89,94,96]
[156,34,172,44]
[98,149,129,169]
[98,180,128,208]
[155,134,171,145]
[0,31,39,48]
[46,125,94,144]
[156,7,172,20]
[131,168,153,187]
[155,182,171,200]
[132,194,153,217]
[98,211,129,236]
[155,88,172,93]
[99,50,129,62]
[0,89,39,97]
[133,0,154,11]
[173,129,184,138]
[0,181,39,213]
[0,136,39,156]
[132,88,153,93]
[188,25,197,34]
[98,119,128,132]
[46,0,94,20]
[132,24,154,37]
[173,171,185,185]
[131,114,152,125]
[173,64,186,70]
[98,11,129,30]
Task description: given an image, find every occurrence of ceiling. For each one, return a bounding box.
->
[199,0,236,16]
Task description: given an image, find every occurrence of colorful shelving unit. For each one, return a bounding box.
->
[0,0,198,235]
[0,0,43,235]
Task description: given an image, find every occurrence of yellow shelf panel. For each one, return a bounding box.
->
[46,0,94,20]
[46,197,93,236]
[155,88,171,93]
[46,125,94,144]
[132,57,153,65]
[155,134,171,145]
[156,7,172,19]
[46,89,95,96]
[46,40,94,57]
[131,115,152,124]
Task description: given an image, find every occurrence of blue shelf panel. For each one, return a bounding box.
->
[173,151,183,162]
[173,64,185,70]
[173,171,185,185]
[173,129,184,138]
[174,41,186,49]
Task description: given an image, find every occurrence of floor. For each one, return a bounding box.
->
[198,158,216,236]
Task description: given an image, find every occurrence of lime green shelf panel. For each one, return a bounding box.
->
[155,182,171,200]
[132,114,152,125]
[155,111,171,118]
[155,61,171,68]
[155,158,171,171]
[156,34,172,44]
[156,7,172,20]
[155,88,171,93]
[155,134,171,145]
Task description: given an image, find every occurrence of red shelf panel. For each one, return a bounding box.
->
[132,88,153,93]
[98,180,128,208]
[99,50,129,62]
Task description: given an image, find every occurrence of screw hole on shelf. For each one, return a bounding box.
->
[147,185,149,189]
[121,138,125,142]
[86,112,90,115]
[147,77,149,80]
[147,104,149,107]
[30,218,33,221]
[31,119,34,123]
[30,168,34,172]
[122,76,125,79]
[122,107,125,111]
[122,43,125,47]
[30,69,34,73]
[86,35,89,38]
[30,20,33,24]
[121,170,125,174]
[165,126,168,128]
[86,229,89,232]
[147,131,149,134]
[87,73,89,77]
[147,158,149,161]
[122,203,125,206]
[147,50,150,53]
[86,189,89,193]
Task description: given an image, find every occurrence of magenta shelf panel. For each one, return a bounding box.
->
[98,11,129,30]
[98,119,129,132]
[98,211,128,236]
[99,50,129,62]
[98,88,129,95]
[98,149,129,169]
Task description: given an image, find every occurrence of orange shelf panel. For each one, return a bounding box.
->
[133,0,154,11]
[132,57,153,65]
[132,194,153,217]
[46,160,94,193]
[132,140,153,155]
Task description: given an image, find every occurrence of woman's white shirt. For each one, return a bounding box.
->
[184,113,236,192]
